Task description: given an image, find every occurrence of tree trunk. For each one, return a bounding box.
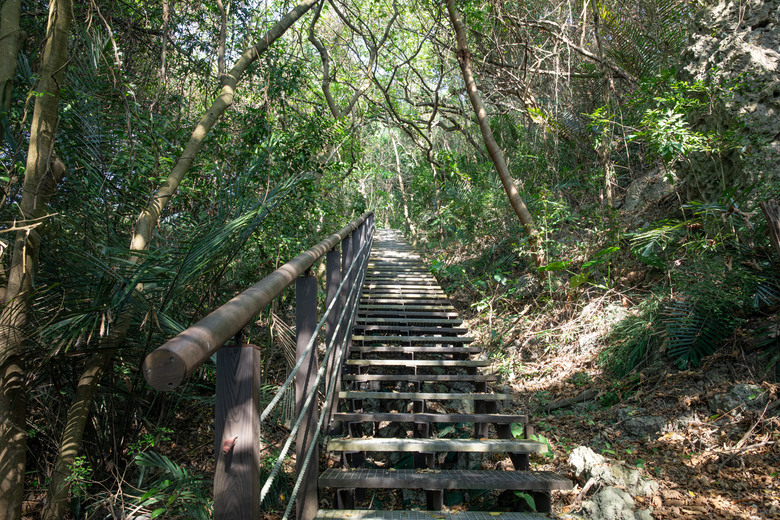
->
[445,0,545,268]
[590,0,616,208]
[392,135,417,244]
[41,2,320,516]
[0,0,73,518]
[0,0,22,140]
[216,0,227,84]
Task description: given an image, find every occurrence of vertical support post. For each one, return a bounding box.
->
[296,274,318,520]
[214,335,261,520]
[324,247,342,431]
[338,233,355,372]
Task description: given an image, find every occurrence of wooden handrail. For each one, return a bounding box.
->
[142,212,373,391]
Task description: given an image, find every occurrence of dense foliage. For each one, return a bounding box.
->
[0,0,777,518]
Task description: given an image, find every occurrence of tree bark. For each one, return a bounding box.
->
[0,0,23,138]
[41,2,320,516]
[445,0,545,268]
[216,0,227,83]
[0,0,73,518]
[391,135,417,244]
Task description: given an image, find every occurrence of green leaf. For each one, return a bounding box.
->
[514,492,536,511]
[570,272,589,289]
[539,261,568,272]
[151,509,166,519]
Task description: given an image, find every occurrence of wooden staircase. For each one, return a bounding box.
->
[316,229,571,520]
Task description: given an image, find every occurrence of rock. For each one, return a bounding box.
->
[709,383,767,413]
[623,415,666,439]
[622,169,676,213]
[678,0,780,201]
[511,274,541,298]
[579,486,654,520]
[730,383,768,408]
[569,446,659,497]
[618,408,666,439]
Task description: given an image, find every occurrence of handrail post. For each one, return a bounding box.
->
[324,247,342,431]
[337,233,355,373]
[214,333,261,519]
[295,272,318,520]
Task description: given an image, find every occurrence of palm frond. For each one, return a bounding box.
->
[662,299,732,369]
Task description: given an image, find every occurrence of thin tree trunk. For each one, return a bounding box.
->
[216,0,227,83]
[392,135,417,244]
[42,2,319,516]
[591,0,616,208]
[0,0,73,518]
[0,0,22,140]
[40,319,130,520]
[445,0,544,268]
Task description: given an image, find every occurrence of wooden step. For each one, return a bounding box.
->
[326,438,546,454]
[362,293,447,299]
[364,279,438,284]
[356,318,464,326]
[315,510,551,520]
[343,374,498,382]
[359,304,456,311]
[361,298,450,305]
[352,335,474,344]
[364,277,437,282]
[364,284,444,291]
[319,469,572,491]
[352,326,468,335]
[339,391,509,401]
[358,310,459,318]
[346,359,488,367]
[332,412,528,424]
[351,345,480,354]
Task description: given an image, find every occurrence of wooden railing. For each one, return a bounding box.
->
[143,212,375,520]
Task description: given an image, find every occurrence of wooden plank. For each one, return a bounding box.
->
[357,310,459,318]
[319,469,573,491]
[364,284,444,290]
[343,374,498,382]
[346,359,488,367]
[355,317,463,325]
[352,335,474,343]
[214,344,261,519]
[352,325,468,334]
[359,304,455,311]
[338,391,509,401]
[326,438,544,453]
[361,292,447,298]
[331,412,527,424]
[350,345,479,354]
[315,510,549,520]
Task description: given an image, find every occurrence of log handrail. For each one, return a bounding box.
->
[142,211,373,391]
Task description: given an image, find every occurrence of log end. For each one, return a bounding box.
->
[143,347,188,391]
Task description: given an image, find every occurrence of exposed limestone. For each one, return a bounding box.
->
[678,0,780,201]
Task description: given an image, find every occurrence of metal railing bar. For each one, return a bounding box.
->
[258,226,373,506]
[259,230,373,424]
[282,230,373,519]
[143,212,372,391]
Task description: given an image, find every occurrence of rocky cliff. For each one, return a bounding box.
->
[679,0,779,201]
